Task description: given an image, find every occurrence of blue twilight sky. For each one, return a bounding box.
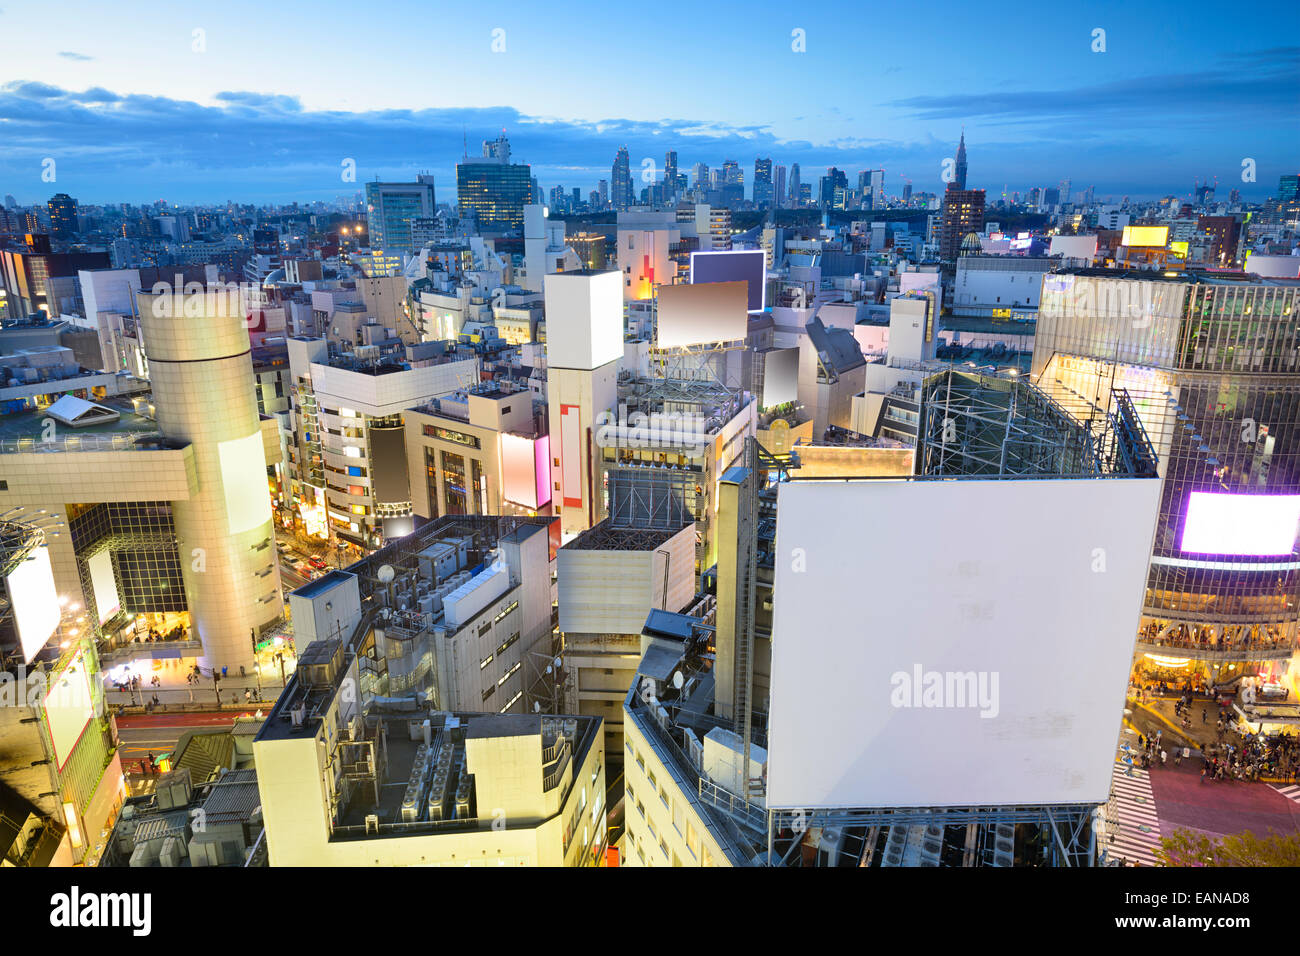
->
[0,0,1297,205]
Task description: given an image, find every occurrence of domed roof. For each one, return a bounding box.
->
[959,232,982,255]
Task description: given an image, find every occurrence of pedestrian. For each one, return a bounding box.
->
[1160,749,1167,766]
[244,689,251,703]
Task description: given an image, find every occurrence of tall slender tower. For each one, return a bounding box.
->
[954,131,968,191]
[137,285,284,673]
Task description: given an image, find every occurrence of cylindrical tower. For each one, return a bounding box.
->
[137,284,283,672]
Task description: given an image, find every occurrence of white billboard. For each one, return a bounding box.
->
[767,476,1160,809]
[543,271,624,370]
[761,347,799,409]
[88,550,121,626]
[6,544,61,663]
[1048,235,1099,261]
[656,281,748,349]
[44,649,96,772]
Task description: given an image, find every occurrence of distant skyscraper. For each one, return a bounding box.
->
[365,176,437,252]
[1279,174,1300,204]
[693,163,709,189]
[1043,186,1061,208]
[753,158,774,207]
[612,147,633,210]
[902,182,913,203]
[46,193,77,240]
[722,160,742,186]
[953,132,968,191]
[664,151,678,196]
[939,188,985,261]
[773,165,787,210]
[598,179,609,208]
[789,164,801,206]
[819,168,847,209]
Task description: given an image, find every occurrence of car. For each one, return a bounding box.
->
[308,555,328,571]
[293,561,311,576]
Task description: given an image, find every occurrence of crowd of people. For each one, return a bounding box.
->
[1138,621,1291,654]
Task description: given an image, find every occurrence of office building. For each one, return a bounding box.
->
[938,189,986,261]
[284,335,480,551]
[456,141,532,233]
[46,194,77,240]
[254,515,608,866]
[364,177,437,254]
[611,147,634,212]
[753,158,774,208]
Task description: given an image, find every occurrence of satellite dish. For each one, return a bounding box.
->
[533,701,541,713]
[377,564,395,583]
[672,671,684,690]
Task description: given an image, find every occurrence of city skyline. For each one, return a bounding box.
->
[0,0,1296,203]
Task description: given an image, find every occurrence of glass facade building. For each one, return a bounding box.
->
[364,178,436,254]
[1034,271,1300,688]
[455,162,532,232]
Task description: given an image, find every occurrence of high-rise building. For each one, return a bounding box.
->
[597,179,608,208]
[456,148,531,233]
[789,164,801,206]
[953,132,968,191]
[773,165,787,210]
[1197,215,1244,266]
[938,188,985,261]
[612,147,634,211]
[692,163,709,190]
[46,193,77,240]
[1034,272,1300,699]
[818,168,847,209]
[1279,174,1299,205]
[664,151,678,198]
[364,177,437,253]
[721,160,742,187]
[753,158,774,207]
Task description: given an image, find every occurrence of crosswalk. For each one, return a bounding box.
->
[1271,784,1300,805]
[1101,747,1163,866]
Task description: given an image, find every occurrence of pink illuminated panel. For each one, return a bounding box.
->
[1180,492,1300,556]
[500,433,552,510]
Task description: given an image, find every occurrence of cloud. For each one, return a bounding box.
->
[0,60,1294,204]
[891,48,1300,123]
[57,52,94,62]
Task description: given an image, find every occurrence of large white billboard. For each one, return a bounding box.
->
[767,476,1160,810]
[44,650,96,772]
[88,550,121,626]
[656,281,748,349]
[6,544,61,663]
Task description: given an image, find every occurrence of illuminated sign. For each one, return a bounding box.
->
[6,544,61,663]
[1180,492,1300,556]
[1121,225,1170,248]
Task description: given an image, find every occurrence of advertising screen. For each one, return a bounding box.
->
[689,249,766,313]
[1121,225,1170,248]
[656,281,748,349]
[1179,492,1300,556]
[767,476,1161,809]
[6,544,61,663]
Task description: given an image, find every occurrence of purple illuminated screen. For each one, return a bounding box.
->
[690,249,766,313]
[1179,491,1300,556]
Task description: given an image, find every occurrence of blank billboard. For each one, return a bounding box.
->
[690,249,766,313]
[88,549,121,626]
[1180,491,1300,556]
[6,544,61,663]
[656,281,748,349]
[45,650,95,772]
[767,476,1160,809]
[761,348,799,408]
[1048,235,1098,261]
[218,431,273,535]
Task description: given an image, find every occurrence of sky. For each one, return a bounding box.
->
[0,0,1297,206]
